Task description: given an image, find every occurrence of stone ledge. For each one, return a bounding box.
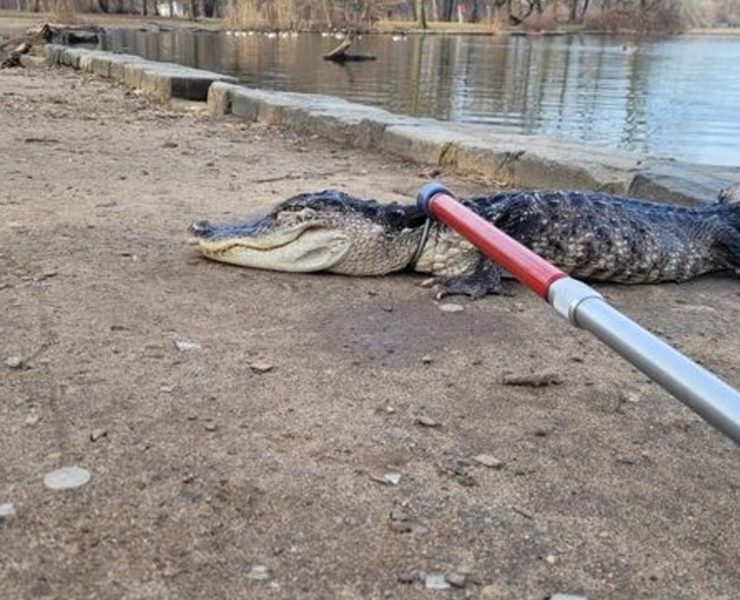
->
[46,45,236,102]
[628,161,740,205]
[49,45,739,203]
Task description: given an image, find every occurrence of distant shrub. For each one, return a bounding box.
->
[49,0,79,22]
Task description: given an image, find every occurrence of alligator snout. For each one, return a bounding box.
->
[188,220,215,238]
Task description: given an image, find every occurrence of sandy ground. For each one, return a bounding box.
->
[1,63,739,600]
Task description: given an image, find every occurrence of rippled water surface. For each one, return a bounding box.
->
[101,30,740,166]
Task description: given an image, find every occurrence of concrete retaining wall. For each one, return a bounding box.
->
[210,81,739,204]
[45,44,236,102]
[47,45,738,205]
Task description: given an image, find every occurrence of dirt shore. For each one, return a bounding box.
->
[1,64,739,599]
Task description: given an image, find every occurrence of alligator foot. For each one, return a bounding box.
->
[436,259,512,300]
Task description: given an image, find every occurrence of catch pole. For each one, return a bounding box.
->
[417,182,740,444]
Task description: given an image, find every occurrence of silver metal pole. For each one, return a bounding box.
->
[549,278,740,444]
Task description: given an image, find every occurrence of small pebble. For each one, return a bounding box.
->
[425,574,451,590]
[420,277,436,288]
[0,502,16,520]
[472,454,505,469]
[445,573,467,588]
[390,507,409,522]
[246,564,270,580]
[416,416,441,428]
[397,570,425,584]
[481,584,511,599]
[421,355,434,364]
[511,505,534,519]
[384,471,402,485]
[43,466,91,490]
[550,595,587,600]
[410,522,429,535]
[250,361,274,374]
[371,471,402,486]
[5,356,24,369]
[438,303,464,313]
[89,429,107,442]
[204,422,218,432]
[389,521,413,533]
[36,270,58,282]
[545,554,557,565]
[25,413,40,426]
[502,371,562,387]
[620,390,641,403]
[174,340,201,351]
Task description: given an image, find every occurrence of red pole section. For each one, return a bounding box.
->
[417,184,567,298]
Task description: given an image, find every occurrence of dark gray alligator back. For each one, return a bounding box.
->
[464,191,739,283]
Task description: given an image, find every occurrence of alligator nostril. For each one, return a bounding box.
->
[188,220,213,238]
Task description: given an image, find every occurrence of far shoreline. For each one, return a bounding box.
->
[2,10,740,39]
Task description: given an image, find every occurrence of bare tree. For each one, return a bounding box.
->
[416,0,427,28]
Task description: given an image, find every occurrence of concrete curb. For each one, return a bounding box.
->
[45,44,236,102]
[212,83,738,204]
[47,45,738,204]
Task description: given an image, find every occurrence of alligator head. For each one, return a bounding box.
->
[188,190,428,275]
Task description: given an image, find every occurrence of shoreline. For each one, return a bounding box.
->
[46,43,740,205]
[2,11,740,37]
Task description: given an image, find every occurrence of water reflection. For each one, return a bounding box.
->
[101,30,740,167]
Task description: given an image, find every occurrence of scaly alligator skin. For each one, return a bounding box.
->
[189,188,740,299]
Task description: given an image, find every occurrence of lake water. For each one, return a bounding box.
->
[100,30,740,167]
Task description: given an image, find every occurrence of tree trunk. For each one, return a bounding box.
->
[430,0,439,21]
[416,0,427,28]
[580,0,590,21]
[322,0,333,27]
[569,0,579,22]
[441,0,454,21]
[470,0,479,23]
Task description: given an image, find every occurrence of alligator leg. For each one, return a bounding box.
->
[436,258,510,300]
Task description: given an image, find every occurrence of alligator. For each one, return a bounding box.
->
[188,187,740,299]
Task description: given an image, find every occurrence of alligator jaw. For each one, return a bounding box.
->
[189,219,352,272]
[188,190,429,276]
